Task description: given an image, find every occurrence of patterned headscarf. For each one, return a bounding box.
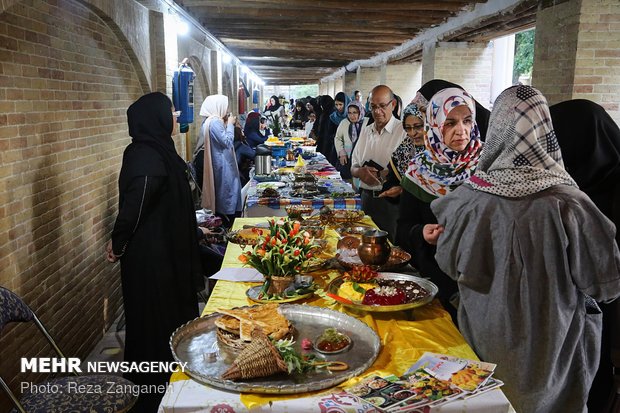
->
[403,88,482,198]
[402,103,425,154]
[470,85,577,197]
[347,100,366,145]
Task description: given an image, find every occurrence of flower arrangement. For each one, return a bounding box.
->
[238,218,320,295]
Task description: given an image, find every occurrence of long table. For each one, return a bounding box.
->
[243,153,361,217]
[159,217,514,412]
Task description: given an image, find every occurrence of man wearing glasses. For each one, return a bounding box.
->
[351,85,406,240]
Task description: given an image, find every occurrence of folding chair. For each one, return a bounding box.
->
[0,286,137,413]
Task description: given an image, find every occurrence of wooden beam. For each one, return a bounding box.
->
[200,20,437,31]
[178,0,485,12]
[221,38,406,47]
[188,7,452,20]
[240,60,350,68]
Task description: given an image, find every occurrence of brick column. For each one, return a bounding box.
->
[319,81,328,95]
[532,0,620,123]
[380,64,387,85]
[344,71,356,95]
[386,62,422,102]
[359,67,381,99]
[334,76,344,94]
[231,63,239,114]
[421,41,493,107]
[210,50,222,95]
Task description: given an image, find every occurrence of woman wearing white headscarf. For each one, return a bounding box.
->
[194,94,241,223]
[431,85,620,413]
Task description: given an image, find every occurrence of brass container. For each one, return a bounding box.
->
[267,276,294,295]
[357,229,391,266]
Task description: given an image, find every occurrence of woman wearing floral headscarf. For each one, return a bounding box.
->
[431,85,620,413]
[378,103,426,199]
[395,88,483,319]
[334,100,366,180]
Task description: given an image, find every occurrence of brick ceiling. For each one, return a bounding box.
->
[175,0,537,85]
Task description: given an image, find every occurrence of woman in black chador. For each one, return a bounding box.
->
[106,92,203,411]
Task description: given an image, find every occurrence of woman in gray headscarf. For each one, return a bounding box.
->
[431,85,620,413]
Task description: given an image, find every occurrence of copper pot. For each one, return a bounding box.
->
[357,229,391,266]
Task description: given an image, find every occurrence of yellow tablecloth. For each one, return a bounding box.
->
[171,217,478,410]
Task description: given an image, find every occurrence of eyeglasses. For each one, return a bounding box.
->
[172,111,181,117]
[403,125,424,131]
[370,99,393,112]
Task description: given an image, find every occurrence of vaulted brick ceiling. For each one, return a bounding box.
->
[175,0,537,85]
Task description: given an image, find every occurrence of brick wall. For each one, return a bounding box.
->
[0,0,146,408]
[319,81,328,96]
[344,71,356,96]
[573,0,620,122]
[386,62,423,104]
[533,0,620,124]
[532,0,582,105]
[432,41,493,108]
[359,66,381,100]
[333,76,344,96]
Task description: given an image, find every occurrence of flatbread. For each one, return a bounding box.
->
[217,304,291,342]
[214,315,240,334]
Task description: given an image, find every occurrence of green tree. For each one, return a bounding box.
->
[513,29,535,83]
[291,84,319,99]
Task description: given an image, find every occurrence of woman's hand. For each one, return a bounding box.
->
[105,240,118,263]
[378,186,403,198]
[423,224,444,245]
[339,155,348,165]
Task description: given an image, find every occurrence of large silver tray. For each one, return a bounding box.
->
[327,272,438,313]
[170,304,381,394]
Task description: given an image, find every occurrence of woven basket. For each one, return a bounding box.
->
[222,329,288,381]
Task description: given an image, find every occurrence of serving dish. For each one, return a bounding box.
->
[285,204,314,218]
[314,329,352,355]
[246,285,314,304]
[330,210,365,224]
[326,272,438,313]
[337,246,411,271]
[336,223,375,237]
[226,229,260,246]
[170,304,381,394]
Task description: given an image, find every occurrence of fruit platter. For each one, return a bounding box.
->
[326,268,438,312]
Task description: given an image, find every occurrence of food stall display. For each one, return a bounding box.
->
[160,216,514,412]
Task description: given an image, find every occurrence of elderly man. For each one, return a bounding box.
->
[351,85,405,240]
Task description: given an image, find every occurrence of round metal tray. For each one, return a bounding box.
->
[327,272,438,313]
[170,304,381,394]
